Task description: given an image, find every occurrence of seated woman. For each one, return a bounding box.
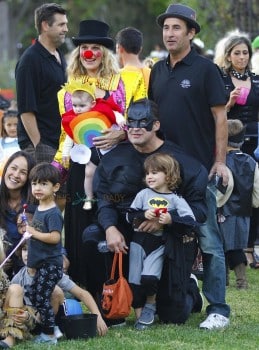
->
[0,151,35,279]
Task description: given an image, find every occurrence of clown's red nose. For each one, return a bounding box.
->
[83,50,94,59]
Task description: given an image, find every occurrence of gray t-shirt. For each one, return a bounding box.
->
[11,267,75,306]
[28,206,63,268]
[130,188,195,235]
[131,188,195,217]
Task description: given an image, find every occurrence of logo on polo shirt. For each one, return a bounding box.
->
[180,79,191,88]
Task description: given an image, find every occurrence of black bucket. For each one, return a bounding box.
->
[61,313,97,339]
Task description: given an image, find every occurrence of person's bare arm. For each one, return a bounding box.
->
[138,219,163,233]
[21,112,40,147]
[70,285,108,336]
[105,226,128,254]
[225,87,240,112]
[26,226,61,244]
[210,105,228,185]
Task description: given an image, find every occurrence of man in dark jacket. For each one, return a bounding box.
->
[84,98,207,326]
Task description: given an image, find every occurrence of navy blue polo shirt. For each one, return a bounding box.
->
[148,49,227,170]
[15,40,67,149]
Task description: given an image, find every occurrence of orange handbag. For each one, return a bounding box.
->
[101,252,133,319]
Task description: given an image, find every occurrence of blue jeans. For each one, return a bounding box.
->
[198,181,230,318]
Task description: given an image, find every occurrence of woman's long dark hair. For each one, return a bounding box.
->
[0,151,35,230]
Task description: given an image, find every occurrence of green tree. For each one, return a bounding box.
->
[181,0,259,50]
[2,0,259,90]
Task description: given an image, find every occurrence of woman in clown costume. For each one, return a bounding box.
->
[53,20,148,290]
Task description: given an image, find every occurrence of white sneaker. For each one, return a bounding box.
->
[54,326,63,339]
[34,332,57,344]
[199,313,229,330]
[83,200,92,210]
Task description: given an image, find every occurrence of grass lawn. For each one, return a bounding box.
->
[14,268,259,350]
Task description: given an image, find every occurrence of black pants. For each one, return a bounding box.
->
[156,239,198,324]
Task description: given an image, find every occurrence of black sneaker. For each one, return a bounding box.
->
[105,318,126,328]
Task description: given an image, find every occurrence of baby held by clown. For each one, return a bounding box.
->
[57,78,126,210]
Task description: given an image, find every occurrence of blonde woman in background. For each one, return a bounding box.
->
[217,34,259,269]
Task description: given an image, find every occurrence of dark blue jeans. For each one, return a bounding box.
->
[198,181,230,318]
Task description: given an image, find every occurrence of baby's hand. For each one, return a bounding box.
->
[158,212,172,225]
[25,225,34,236]
[154,208,167,216]
[13,309,30,324]
[145,209,156,220]
[114,111,126,128]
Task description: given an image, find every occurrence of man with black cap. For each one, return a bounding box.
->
[84,98,208,327]
[148,3,230,329]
